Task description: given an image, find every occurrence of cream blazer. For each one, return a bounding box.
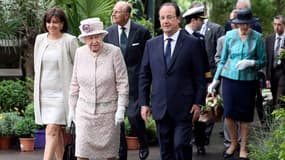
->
[69,43,129,119]
[34,33,78,125]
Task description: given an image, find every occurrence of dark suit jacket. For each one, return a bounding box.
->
[181,29,212,82]
[139,32,207,121]
[203,21,225,75]
[265,33,285,80]
[265,33,276,80]
[104,21,151,99]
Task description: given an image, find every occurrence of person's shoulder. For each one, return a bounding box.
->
[103,42,121,52]
[36,33,48,41]
[207,21,223,28]
[146,35,162,43]
[62,33,77,40]
[105,24,117,31]
[251,29,263,38]
[265,33,275,39]
[131,21,149,31]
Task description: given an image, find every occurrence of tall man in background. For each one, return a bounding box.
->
[265,15,285,109]
[104,1,151,160]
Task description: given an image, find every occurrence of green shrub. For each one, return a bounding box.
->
[0,112,22,136]
[0,80,30,113]
[249,107,285,160]
[13,117,37,138]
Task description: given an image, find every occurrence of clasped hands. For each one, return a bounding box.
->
[208,59,255,93]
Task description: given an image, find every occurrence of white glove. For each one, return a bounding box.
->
[236,59,255,70]
[115,106,125,125]
[208,79,220,93]
[68,109,75,127]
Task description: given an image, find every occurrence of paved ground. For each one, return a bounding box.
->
[0,121,241,160]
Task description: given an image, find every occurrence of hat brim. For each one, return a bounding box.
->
[231,17,258,24]
[78,30,108,43]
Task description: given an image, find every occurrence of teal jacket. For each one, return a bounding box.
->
[214,29,266,81]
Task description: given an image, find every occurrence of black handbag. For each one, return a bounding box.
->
[63,121,76,160]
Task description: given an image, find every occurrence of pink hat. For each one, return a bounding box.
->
[78,18,108,43]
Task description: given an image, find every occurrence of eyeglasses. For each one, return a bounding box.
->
[159,15,176,21]
[112,10,126,14]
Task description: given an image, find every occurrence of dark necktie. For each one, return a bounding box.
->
[165,38,172,68]
[120,27,127,55]
[274,37,281,68]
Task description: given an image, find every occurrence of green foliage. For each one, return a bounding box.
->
[145,116,157,145]
[124,116,157,144]
[0,80,31,113]
[13,102,38,138]
[13,117,37,138]
[128,0,155,35]
[249,107,285,160]
[0,1,23,39]
[46,0,116,37]
[124,117,136,136]
[0,112,22,136]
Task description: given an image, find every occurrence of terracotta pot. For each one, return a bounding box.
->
[19,137,35,152]
[126,136,139,150]
[0,136,12,149]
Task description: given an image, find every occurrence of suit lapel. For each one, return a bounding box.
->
[125,21,137,56]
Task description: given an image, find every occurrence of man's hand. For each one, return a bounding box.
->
[191,104,201,122]
[141,106,151,122]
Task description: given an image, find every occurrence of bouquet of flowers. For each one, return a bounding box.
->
[199,93,223,123]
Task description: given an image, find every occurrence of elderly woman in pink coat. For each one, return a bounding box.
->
[68,18,129,160]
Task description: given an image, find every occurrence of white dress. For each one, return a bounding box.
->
[40,38,65,124]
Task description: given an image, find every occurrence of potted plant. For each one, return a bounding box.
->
[13,103,38,152]
[13,116,37,152]
[124,117,140,150]
[0,112,21,149]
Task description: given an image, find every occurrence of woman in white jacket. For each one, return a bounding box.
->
[33,7,78,160]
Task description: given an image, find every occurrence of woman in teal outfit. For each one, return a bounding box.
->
[208,9,266,160]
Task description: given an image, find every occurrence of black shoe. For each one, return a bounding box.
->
[197,146,206,155]
[239,157,249,160]
[219,131,224,137]
[118,156,127,160]
[139,148,149,160]
[223,149,235,159]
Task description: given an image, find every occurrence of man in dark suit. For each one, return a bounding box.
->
[265,15,285,109]
[104,1,151,160]
[139,2,207,160]
[181,6,211,155]
[189,2,224,146]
